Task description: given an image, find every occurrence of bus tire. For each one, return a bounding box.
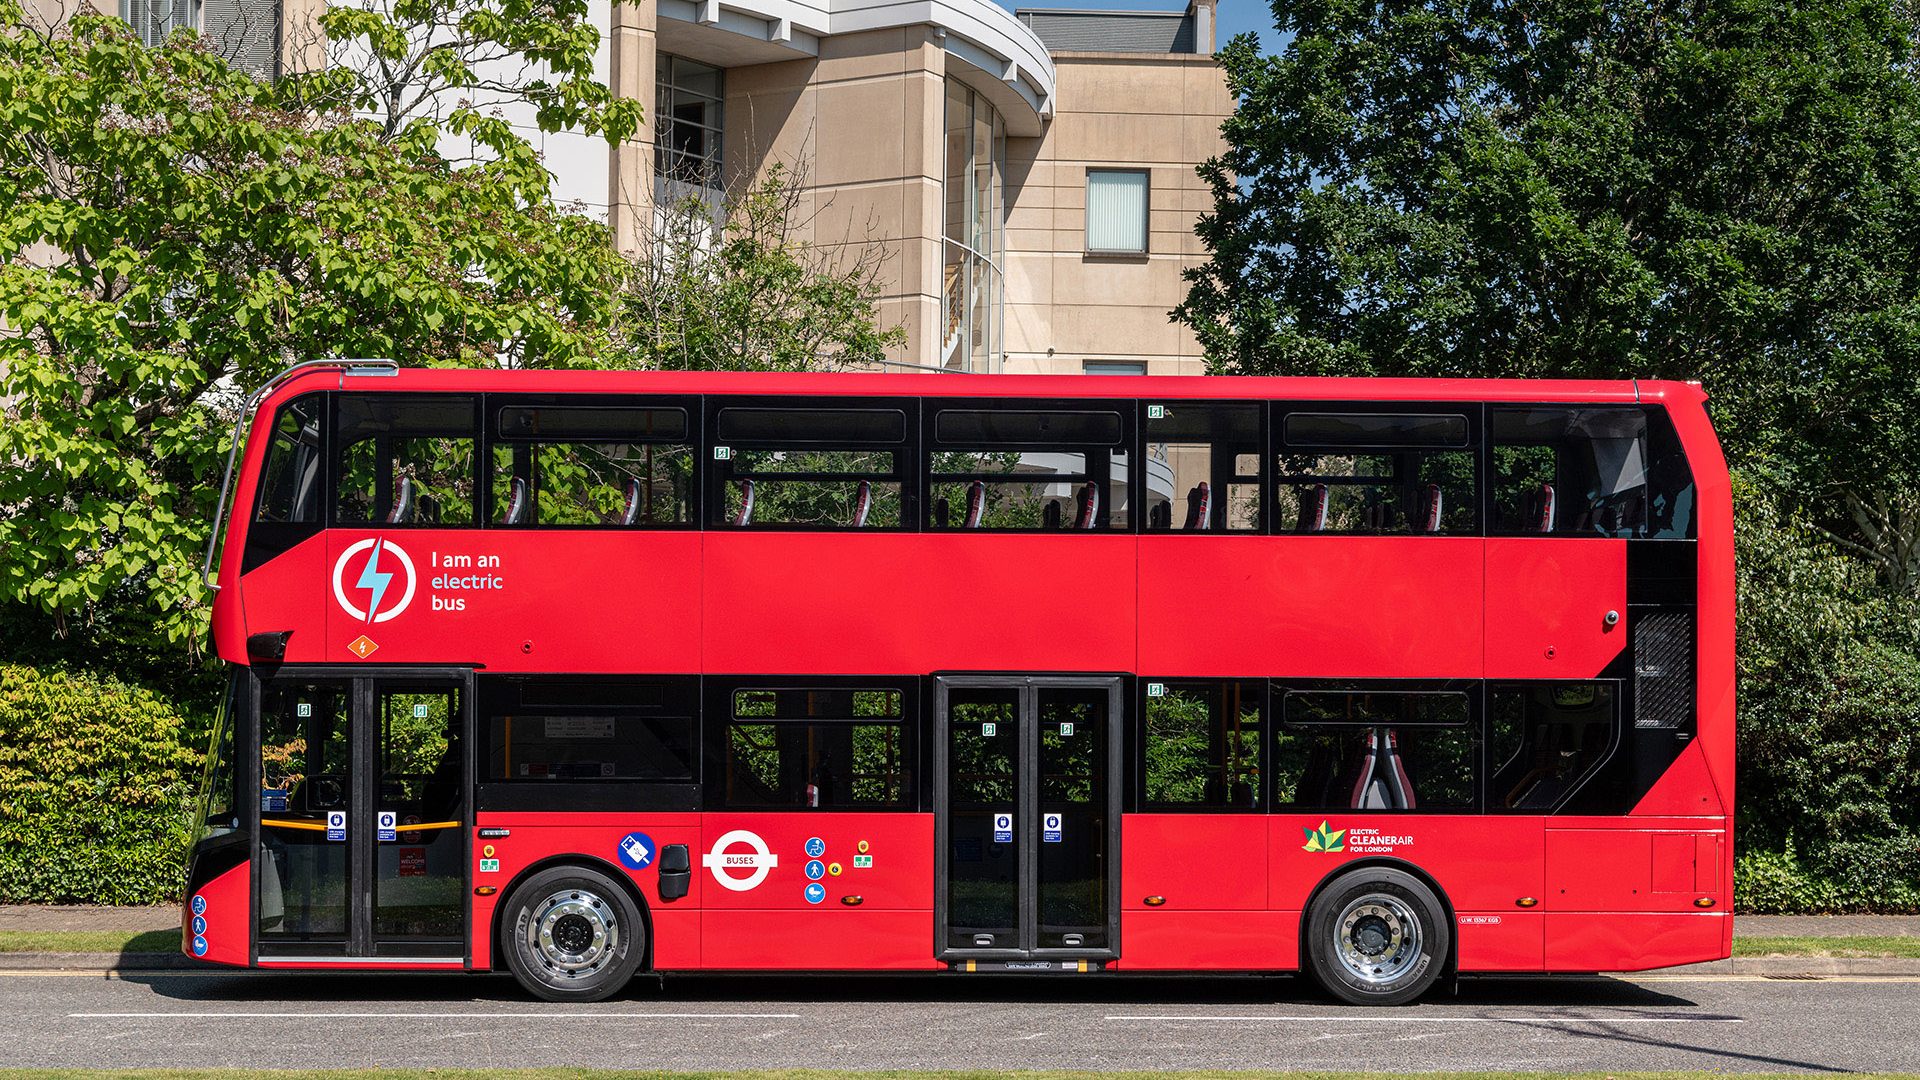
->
[1305,867,1449,1006]
[499,865,646,1003]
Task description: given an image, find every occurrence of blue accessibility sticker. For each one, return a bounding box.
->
[191,935,208,957]
[804,882,826,904]
[617,832,656,871]
[191,894,207,916]
[1043,812,1063,843]
[191,915,206,936]
[805,836,826,858]
[805,859,825,880]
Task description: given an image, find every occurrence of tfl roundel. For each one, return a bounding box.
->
[331,538,417,624]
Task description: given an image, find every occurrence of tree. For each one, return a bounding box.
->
[614,163,906,372]
[1178,0,1920,583]
[0,3,626,653]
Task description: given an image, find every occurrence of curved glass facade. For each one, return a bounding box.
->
[943,81,1005,372]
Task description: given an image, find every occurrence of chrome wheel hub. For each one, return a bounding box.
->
[529,889,618,979]
[1334,893,1422,984]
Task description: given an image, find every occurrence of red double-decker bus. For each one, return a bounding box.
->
[185,362,1732,1004]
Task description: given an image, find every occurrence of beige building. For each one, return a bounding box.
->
[31,0,1231,376]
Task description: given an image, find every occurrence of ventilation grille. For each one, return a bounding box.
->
[1634,609,1695,729]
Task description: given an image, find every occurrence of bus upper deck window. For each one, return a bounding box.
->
[490,404,694,528]
[1143,404,1262,531]
[707,405,908,530]
[253,396,323,524]
[929,405,1131,531]
[334,395,480,527]
[1276,411,1474,535]
[1491,408,1687,537]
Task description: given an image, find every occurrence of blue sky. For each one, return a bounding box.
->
[994,0,1281,54]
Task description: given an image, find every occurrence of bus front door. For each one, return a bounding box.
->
[935,676,1122,965]
[254,669,472,962]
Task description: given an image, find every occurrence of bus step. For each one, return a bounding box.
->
[949,959,1105,973]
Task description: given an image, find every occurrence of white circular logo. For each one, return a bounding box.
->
[331,538,417,623]
[702,829,780,892]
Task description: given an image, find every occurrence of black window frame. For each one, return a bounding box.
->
[1274,401,1485,536]
[484,393,700,530]
[1138,399,1271,534]
[1135,677,1267,812]
[703,396,918,532]
[1271,679,1485,814]
[704,676,920,811]
[924,397,1135,532]
[1486,404,1695,540]
[474,675,701,813]
[1486,678,1624,814]
[328,392,484,529]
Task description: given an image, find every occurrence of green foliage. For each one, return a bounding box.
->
[0,664,203,904]
[1182,0,1920,519]
[0,2,626,652]
[617,165,907,371]
[1737,839,1920,915]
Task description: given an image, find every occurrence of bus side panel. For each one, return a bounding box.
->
[1119,911,1298,971]
[1629,741,1727,817]
[1484,538,1627,678]
[235,534,332,664]
[697,813,933,970]
[1545,825,1728,913]
[1270,816,1546,972]
[1544,912,1727,971]
[321,531,703,672]
[469,814,705,972]
[1138,537,1484,677]
[702,535,1136,674]
[184,859,251,967]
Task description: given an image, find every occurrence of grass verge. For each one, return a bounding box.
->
[0,929,178,954]
[5,1074,1920,1080]
[1732,934,1920,958]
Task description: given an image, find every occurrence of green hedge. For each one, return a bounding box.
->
[0,664,203,904]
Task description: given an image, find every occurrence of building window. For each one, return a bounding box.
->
[656,55,723,188]
[1082,361,1147,376]
[122,0,194,46]
[1086,169,1149,255]
[943,81,1005,372]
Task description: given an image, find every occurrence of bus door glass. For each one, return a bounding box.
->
[936,677,1121,961]
[254,671,471,959]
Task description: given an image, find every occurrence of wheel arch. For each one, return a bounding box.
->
[486,854,656,973]
[1298,856,1458,977]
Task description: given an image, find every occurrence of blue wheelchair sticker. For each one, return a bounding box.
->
[190,894,207,916]
[805,836,826,858]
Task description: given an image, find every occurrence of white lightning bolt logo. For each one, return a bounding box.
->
[354,538,393,625]
[331,538,416,623]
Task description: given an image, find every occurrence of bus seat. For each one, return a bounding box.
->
[1298,484,1329,532]
[503,476,530,525]
[733,479,756,527]
[386,477,415,524]
[1075,481,1100,529]
[1043,501,1063,530]
[622,479,643,526]
[963,481,986,528]
[1381,728,1417,809]
[1532,483,1556,532]
[852,480,872,527]
[1422,483,1443,533]
[1149,502,1171,530]
[1183,482,1211,530]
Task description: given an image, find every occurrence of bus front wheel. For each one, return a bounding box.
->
[499,865,646,1002]
[1305,867,1450,1006]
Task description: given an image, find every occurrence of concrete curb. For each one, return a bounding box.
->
[0,952,198,971]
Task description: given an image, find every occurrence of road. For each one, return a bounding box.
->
[1,968,1911,1072]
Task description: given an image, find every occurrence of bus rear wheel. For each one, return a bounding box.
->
[1305,867,1449,1006]
[500,865,645,1002]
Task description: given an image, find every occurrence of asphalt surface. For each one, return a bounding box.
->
[1,969,1915,1072]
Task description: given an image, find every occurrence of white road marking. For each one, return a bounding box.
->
[1108,1011,1745,1024]
[70,1011,801,1020]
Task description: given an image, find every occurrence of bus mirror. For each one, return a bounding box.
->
[658,843,691,901]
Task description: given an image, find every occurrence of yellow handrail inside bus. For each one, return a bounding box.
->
[261,819,464,832]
